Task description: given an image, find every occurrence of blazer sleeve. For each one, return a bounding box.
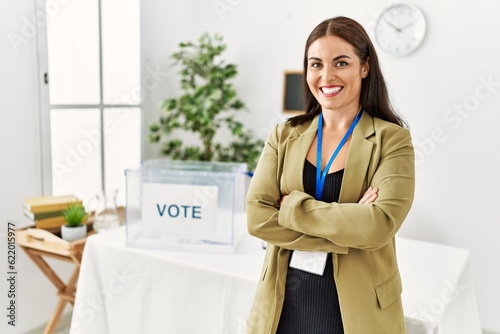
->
[246,125,349,254]
[278,127,415,251]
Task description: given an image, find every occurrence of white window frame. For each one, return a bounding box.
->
[34,0,145,196]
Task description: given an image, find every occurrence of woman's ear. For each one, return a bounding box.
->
[362,58,370,78]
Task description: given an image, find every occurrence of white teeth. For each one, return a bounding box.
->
[321,86,342,94]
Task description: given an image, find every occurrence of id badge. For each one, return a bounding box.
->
[289,250,328,276]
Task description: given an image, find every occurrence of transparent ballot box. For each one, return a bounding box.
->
[125,160,248,253]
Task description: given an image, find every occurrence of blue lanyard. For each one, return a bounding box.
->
[315,110,363,200]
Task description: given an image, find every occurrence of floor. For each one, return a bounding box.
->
[24,312,72,334]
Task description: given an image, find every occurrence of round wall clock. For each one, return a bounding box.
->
[374,3,427,57]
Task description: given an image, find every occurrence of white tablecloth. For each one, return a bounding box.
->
[70,226,481,334]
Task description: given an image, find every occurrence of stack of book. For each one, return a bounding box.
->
[23,194,84,229]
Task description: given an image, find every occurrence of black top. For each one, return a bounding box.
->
[276,159,344,334]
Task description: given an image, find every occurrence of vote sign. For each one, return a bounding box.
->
[141,183,218,239]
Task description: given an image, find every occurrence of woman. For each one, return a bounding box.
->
[246,16,415,334]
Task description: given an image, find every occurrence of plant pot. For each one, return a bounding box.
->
[61,224,87,242]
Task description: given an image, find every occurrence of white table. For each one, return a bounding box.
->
[69,226,481,334]
[397,238,481,334]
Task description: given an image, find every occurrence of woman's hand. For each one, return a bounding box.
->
[358,187,378,204]
[280,195,288,206]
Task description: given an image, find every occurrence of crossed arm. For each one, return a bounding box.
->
[247,124,415,253]
[280,187,378,206]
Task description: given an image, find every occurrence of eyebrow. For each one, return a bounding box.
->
[308,55,352,62]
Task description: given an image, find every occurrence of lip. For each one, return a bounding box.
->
[320,85,343,97]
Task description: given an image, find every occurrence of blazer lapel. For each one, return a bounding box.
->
[339,111,375,203]
[281,116,319,194]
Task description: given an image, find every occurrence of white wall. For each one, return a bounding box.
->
[0,1,76,333]
[143,0,500,332]
[141,0,195,158]
[391,2,500,332]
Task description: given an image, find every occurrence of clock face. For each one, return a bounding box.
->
[375,3,427,57]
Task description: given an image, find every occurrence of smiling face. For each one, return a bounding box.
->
[306,35,369,115]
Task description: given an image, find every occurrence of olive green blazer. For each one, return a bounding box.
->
[246,111,415,334]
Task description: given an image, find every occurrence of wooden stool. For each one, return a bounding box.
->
[17,228,93,334]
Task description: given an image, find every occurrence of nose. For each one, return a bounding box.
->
[321,65,336,82]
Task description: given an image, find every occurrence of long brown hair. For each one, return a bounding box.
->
[288,16,407,128]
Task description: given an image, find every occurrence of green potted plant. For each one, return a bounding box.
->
[61,205,87,242]
[148,32,263,171]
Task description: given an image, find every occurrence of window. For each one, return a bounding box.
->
[36,0,142,206]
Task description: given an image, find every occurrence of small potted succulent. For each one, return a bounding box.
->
[61,205,87,242]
